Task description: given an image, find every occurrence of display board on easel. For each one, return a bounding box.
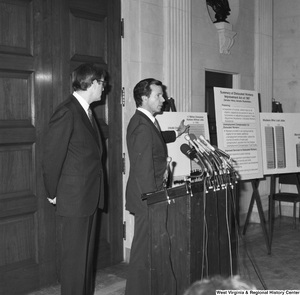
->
[213,87,264,180]
[213,87,271,253]
[260,112,300,175]
[156,112,210,181]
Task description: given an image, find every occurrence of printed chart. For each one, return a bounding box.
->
[156,112,210,180]
[214,87,263,180]
[260,113,300,174]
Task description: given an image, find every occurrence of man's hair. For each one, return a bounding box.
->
[183,275,256,295]
[133,78,163,107]
[72,63,108,91]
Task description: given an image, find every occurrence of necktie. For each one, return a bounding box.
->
[154,119,161,132]
[87,107,94,127]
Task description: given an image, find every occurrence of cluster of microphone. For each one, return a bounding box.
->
[180,134,239,191]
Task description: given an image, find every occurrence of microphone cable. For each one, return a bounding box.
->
[201,179,209,279]
[225,184,233,276]
[165,199,178,295]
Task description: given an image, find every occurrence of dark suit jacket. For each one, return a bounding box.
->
[125,110,176,214]
[42,94,104,217]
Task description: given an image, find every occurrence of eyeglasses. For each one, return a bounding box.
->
[97,80,107,87]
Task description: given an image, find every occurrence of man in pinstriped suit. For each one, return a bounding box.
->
[42,63,107,295]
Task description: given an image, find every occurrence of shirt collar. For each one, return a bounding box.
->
[137,107,155,123]
[73,91,90,113]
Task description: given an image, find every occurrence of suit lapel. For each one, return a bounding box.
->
[136,110,166,149]
[70,96,102,153]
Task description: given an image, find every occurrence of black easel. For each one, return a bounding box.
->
[268,99,284,250]
[242,99,284,254]
[164,97,177,112]
[242,179,271,254]
[268,174,276,249]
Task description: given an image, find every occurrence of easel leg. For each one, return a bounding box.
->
[242,189,255,235]
[243,179,271,254]
[268,175,276,251]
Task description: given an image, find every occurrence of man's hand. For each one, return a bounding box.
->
[177,119,190,137]
[47,197,56,205]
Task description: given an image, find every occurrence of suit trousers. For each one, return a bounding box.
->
[125,213,150,295]
[60,210,98,295]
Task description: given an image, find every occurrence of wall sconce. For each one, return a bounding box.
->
[206,0,237,55]
[214,22,236,55]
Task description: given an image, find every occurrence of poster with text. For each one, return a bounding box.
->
[156,112,210,183]
[214,87,263,180]
[260,113,300,175]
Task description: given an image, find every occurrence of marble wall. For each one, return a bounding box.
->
[273,0,300,113]
[272,0,300,217]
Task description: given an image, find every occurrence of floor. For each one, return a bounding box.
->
[26,263,128,295]
[237,217,300,290]
[26,217,300,294]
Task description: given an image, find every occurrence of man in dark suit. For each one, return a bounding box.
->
[125,78,189,295]
[42,63,107,295]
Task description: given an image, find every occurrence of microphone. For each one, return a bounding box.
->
[180,144,200,163]
[184,134,238,189]
[188,134,225,190]
[189,134,209,154]
[186,135,215,174]
[191,134,223,170]
[199,135,215,152]
[184,134,198,151]
[163,156,172,187]
[180,144,207,173]
[213,145,231,159]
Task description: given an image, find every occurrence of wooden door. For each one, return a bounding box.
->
[0,0,122,294]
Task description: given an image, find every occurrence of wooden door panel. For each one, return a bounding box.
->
[0,1,38,294]
[0,0,32,56]
[0,71,34,123]
[69,0,108,66]
[70,11,107,63]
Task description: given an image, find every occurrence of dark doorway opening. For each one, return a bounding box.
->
[205,71,233,146]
